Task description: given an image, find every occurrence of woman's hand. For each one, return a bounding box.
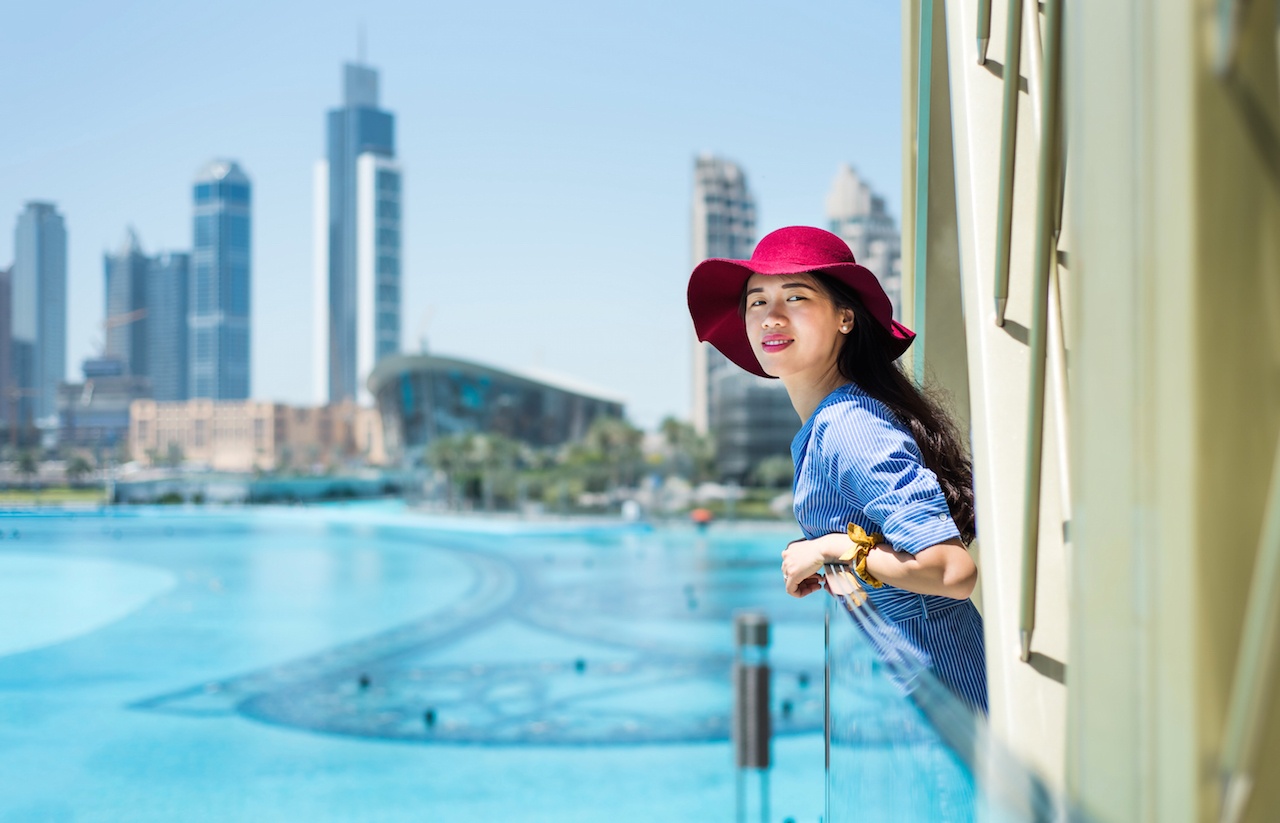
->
[781,532,856,598]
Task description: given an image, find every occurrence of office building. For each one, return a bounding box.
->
[0,266,10,427]
[689,156,797,482]
[147,251,190,402]
[191,160,251,400]
[12,202,67,425]
[103,231,190,403]
[314,62,403,406]
[103,228,149,377]
[826,163,903,317]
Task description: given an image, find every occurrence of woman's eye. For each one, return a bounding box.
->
[786,295,805,302]
[749,299,765,308]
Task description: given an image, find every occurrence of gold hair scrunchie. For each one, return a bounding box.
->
[839,523,885,589]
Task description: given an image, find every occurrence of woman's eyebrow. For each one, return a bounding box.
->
[746,282,815,296]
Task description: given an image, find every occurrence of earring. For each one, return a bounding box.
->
[840,326,849,332]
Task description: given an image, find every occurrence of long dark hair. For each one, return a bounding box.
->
[811,273,976,545]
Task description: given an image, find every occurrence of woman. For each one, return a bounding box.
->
[687,225,987,712]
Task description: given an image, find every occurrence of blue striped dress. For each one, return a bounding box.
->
[792,383,988,713]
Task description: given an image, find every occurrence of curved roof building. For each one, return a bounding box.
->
[367,353,625,462]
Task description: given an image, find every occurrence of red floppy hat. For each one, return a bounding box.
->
[686,225,915,378]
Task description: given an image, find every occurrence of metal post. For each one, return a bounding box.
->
[824,606,831,823]
[993,0,1025,326]
[733,612,770,823]
[1018,0,1064,663]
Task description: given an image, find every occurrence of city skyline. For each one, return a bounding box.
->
[0,0,903,429]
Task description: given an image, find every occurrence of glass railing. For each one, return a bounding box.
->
[824,572,1067,822]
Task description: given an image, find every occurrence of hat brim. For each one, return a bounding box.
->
[687,258,914,379]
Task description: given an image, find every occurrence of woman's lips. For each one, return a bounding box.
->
[760,336,793,353]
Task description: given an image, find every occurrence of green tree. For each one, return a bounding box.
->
[65,455,94,486]
[658,417,716,483]
[17,451,37,487]
[751,455,795,489]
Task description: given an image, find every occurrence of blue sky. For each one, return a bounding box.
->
[0,0,903,429]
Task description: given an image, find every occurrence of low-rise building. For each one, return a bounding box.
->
[57,358,151,450]
[129,398,384,472]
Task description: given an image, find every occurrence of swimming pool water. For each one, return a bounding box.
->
[0,504,826,822]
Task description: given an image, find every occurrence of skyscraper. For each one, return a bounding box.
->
[191,160,251,400]
[314,61,403,406]
[104,228,149,377]
[147,251,190,402]
[12,202,67,424]
[102,231,189,403]
[690,155,757,437]
[826,164,903,318]
[0,266,10,427]
[689,155,797,482]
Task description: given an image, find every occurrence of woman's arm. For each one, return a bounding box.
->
[782,532,977,600]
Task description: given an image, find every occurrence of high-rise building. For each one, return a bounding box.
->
[147,251,190,402]
[690,155,757,437]
[689,155,798,482]
[12,202,67,424]
[0,266,11,427]
[826,163,903,317]
[103,231,190,403]
[191,160,251,400]
[104,228,149,377]
[314,62,403,406]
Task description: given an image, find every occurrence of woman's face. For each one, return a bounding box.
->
[743,272,854,380]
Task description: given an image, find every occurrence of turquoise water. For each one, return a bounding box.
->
[0,504,828,822]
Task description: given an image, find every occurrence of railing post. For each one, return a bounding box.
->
[733,612,770,823]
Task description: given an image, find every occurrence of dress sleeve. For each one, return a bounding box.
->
[815,398,961,555]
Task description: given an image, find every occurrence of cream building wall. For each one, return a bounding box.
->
[130,399,385,472]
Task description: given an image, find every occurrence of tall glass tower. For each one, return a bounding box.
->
[190,160,251,400]
[314,62,402,405]
[147,251,190,402]
[12,201,67,424]
[103,227,149,377]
